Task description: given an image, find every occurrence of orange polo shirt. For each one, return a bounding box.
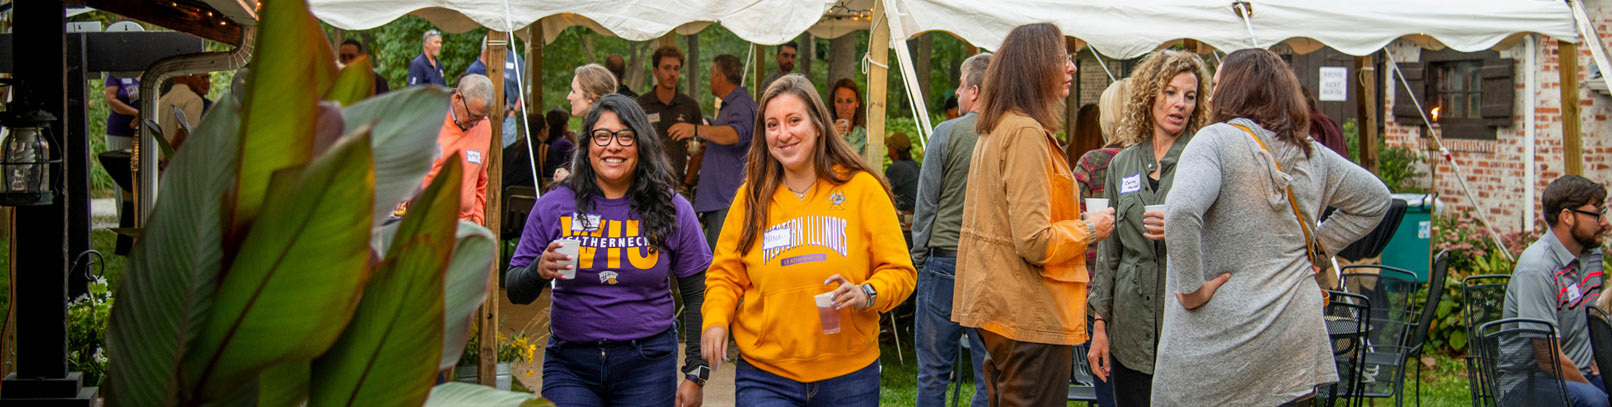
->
[421,115,491,224]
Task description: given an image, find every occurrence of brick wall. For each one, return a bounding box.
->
[1381,2,1612,234]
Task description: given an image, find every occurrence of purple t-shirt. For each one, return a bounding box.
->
[694,86,756,212]
[510,186,711,341]
[104,73,139,137]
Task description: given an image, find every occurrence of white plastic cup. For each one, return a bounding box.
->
[1144,204,1167,217]
[814,293,842,334]
[554,239,580,279]
[1085,198,1110,217]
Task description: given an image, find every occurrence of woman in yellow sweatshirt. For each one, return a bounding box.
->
[700,74,916,406]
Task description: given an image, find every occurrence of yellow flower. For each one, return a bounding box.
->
[525,369,535,377]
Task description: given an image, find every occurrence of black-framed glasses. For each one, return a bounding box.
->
[1570,207,1607,220]
[591,129,637,147]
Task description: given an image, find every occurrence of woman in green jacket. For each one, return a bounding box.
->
[1085,49,1212,406]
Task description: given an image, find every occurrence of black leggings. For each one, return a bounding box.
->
[1111,357,1153,406]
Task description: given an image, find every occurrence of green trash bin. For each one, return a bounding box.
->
[1381,193,1438,282]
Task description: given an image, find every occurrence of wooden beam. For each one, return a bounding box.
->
[659,33,677,48]
[1183,39,1200,54]
[1560,40,1583,175]
[479,30,508,386]
[686,34,700,99]
[752,43,766,102]
[1357,55,1379,173]
[84,0,244,46]
[865,0,890,168]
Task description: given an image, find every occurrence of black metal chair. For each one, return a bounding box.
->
[1463,275,1512,407]
[1474,318,1572,407]
[1587,306,1612,407]
[1335,251,1451,406]
[1319,290,1371,407]
[1401,251,1451,406]
[1337,264,1420,404]
[1068,343,1098,403]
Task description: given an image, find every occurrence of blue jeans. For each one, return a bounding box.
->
[1503,373,1608,407]
[735,358,880,407]
[914,255,989,407]
[541,327,678,406]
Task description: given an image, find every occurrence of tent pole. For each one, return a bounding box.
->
[522,25,541,188]
[865,0,891,168]
[1356,54,1378,173]
[882,0,932,147]
[479,29,509,387]
[1560,40,1583,176]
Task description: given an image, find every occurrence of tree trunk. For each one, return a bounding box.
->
[686,35,700,100]
[829,34,856,84]
[910,34,932,110]
[800,33,814,83]
[582,35,598,64]
[625,41,651,92]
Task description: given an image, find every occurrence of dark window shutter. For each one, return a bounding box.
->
[1481,57,1516,127]
[1393,63,1427,121]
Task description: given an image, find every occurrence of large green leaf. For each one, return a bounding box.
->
[441,221,496,370]
[104,94,240,407]
[325,55,375,107]
[423,383,549,407]
[181,130,376,401]
[342,86,452,230]
[258,362,310,407]
[231,0,336,235]
[308,156,463,407]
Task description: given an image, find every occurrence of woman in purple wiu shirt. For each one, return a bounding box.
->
[506,94,712,406]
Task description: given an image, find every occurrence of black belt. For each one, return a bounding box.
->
[929,248,958,258]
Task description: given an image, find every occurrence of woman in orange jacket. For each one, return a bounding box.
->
[700,74,915,406]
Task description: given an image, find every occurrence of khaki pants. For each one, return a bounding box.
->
[979,329,1073,407]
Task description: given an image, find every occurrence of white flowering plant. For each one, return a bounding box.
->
[68,276,113,385]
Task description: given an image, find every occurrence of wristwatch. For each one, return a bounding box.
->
[684,365,709,387]
[860,283,878,309]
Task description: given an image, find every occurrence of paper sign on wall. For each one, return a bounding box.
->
[1319,66,1348,101]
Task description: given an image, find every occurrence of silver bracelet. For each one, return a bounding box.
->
[1083,219,1097,242]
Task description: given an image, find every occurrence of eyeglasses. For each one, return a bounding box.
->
[453,92,487,131]
[1570,207,1607,220]
[591,129,637,147]
[338,53,358,63]
[1065,53,1077,65]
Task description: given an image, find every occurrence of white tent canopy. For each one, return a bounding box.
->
[310,0,834,45]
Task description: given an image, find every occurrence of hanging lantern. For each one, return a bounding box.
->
[0,108,60,206]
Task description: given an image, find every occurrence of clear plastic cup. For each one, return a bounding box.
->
[554,239,580,279]
[815,293,841,334]
[1085,198,1109,217]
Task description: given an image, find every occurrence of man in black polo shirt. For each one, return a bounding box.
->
[637,45,704,193]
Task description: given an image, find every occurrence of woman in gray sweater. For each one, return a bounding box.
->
[1151,48,1389,406]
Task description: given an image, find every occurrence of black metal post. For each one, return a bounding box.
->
[0,1,94,404]
[66,29,90,299]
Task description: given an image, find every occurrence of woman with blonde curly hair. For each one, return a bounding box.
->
[1085,48,1212,405]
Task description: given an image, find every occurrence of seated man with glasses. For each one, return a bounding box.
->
[1501,175,1610,407]
[408,74,494,224]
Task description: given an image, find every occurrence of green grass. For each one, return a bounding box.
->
[876,344,1476,406]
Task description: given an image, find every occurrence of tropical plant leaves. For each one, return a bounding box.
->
[342,86,452,230]
[441,221,496,370]
[104,94,241,407]
[423,382,550,407]
[231,0,337,236]
[180,130,375,402]
[326,55,376,107]
[308,156,463,406]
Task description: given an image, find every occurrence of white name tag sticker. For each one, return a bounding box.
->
[1569,283,1584,302]
[763,229,791,251]
[1120,173,1142,194]
[571,213,602,232]
[647,113,661,124]
[466,150,483,164]
[505,61,517,70]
